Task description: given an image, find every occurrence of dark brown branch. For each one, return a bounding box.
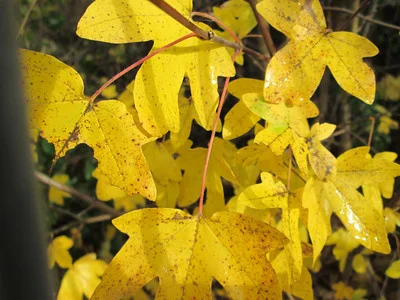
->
[324,6,400,31]
[246,0,276,56]
[34,171,122,218]
[149,0,269,62]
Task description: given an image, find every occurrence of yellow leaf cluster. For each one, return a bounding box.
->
[77,0,235,136]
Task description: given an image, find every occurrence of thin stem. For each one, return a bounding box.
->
[324,6,400,31]
[17,0,39,38]
[34,170,121,218]
[243,34,263,39]
[338,0,370,31]
[368,117,376,148]
[246,0,276,56]
[198,51,241,214]
[89,32,197,104]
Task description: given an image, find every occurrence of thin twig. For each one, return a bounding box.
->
[50,205,81,220]
[89,32,197,104]
[324,6,400,31]
[243,34,263,39]
[34,171,121,218]
[198,50,241,214]
[51,215,112,235]
[17,0,39,38]
[367,117,376,147]
[246,0,276,56]
[338,0,370,31]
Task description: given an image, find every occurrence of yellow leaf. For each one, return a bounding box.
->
[48,235,73,269]
[307,122,337,181]
[242,91,315,175]
[303,177,332,263]
[377,74,400,101]
[377,115,399,134]
[49,174,70,206]
[94,167,146,212]
[91,208,288,299]
[271,263,313,300]
[383,207,400,234]
[328,179,389,254]
[332,282,355,300]
[223,79,263,140]
[270,197,304,291]
[226,78,319,177]
[21,49,156,200]
[77,0,191,46]
[212,0,257,38]
[118,80,149,137]
[226,195,271,223]
[177,138,237,214]
[361,152,397,213]
[101,84,118,99]
[236,142,306,190]
[337,147,400,189]
[238,172,288,209]
[385,259,400,279]
[144,142,182,185]
[352,254,367,274]
[304,175,390,260]
[257,0,378,105]
[170,94,198,150]
[134,32,235,136]
[223,101,260,140]
[143,141,182,208]
[326,228,359,272]
[57,253,107,300]
[94,140,181,209]
[77,1,235,136]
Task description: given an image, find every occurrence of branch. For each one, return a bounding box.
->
[324,6,400,31]
[246,0,276,56]
[338,0,370,31]
[16,0,38,38]
[34,171,122,218]
[51,215,112,235]
[148,0,269,62]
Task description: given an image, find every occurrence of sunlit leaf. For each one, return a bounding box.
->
[257,0,378,105]
[21,49,156,200]
[91,208,288,299]
[48,235,73,269]
[57,253,107,300]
